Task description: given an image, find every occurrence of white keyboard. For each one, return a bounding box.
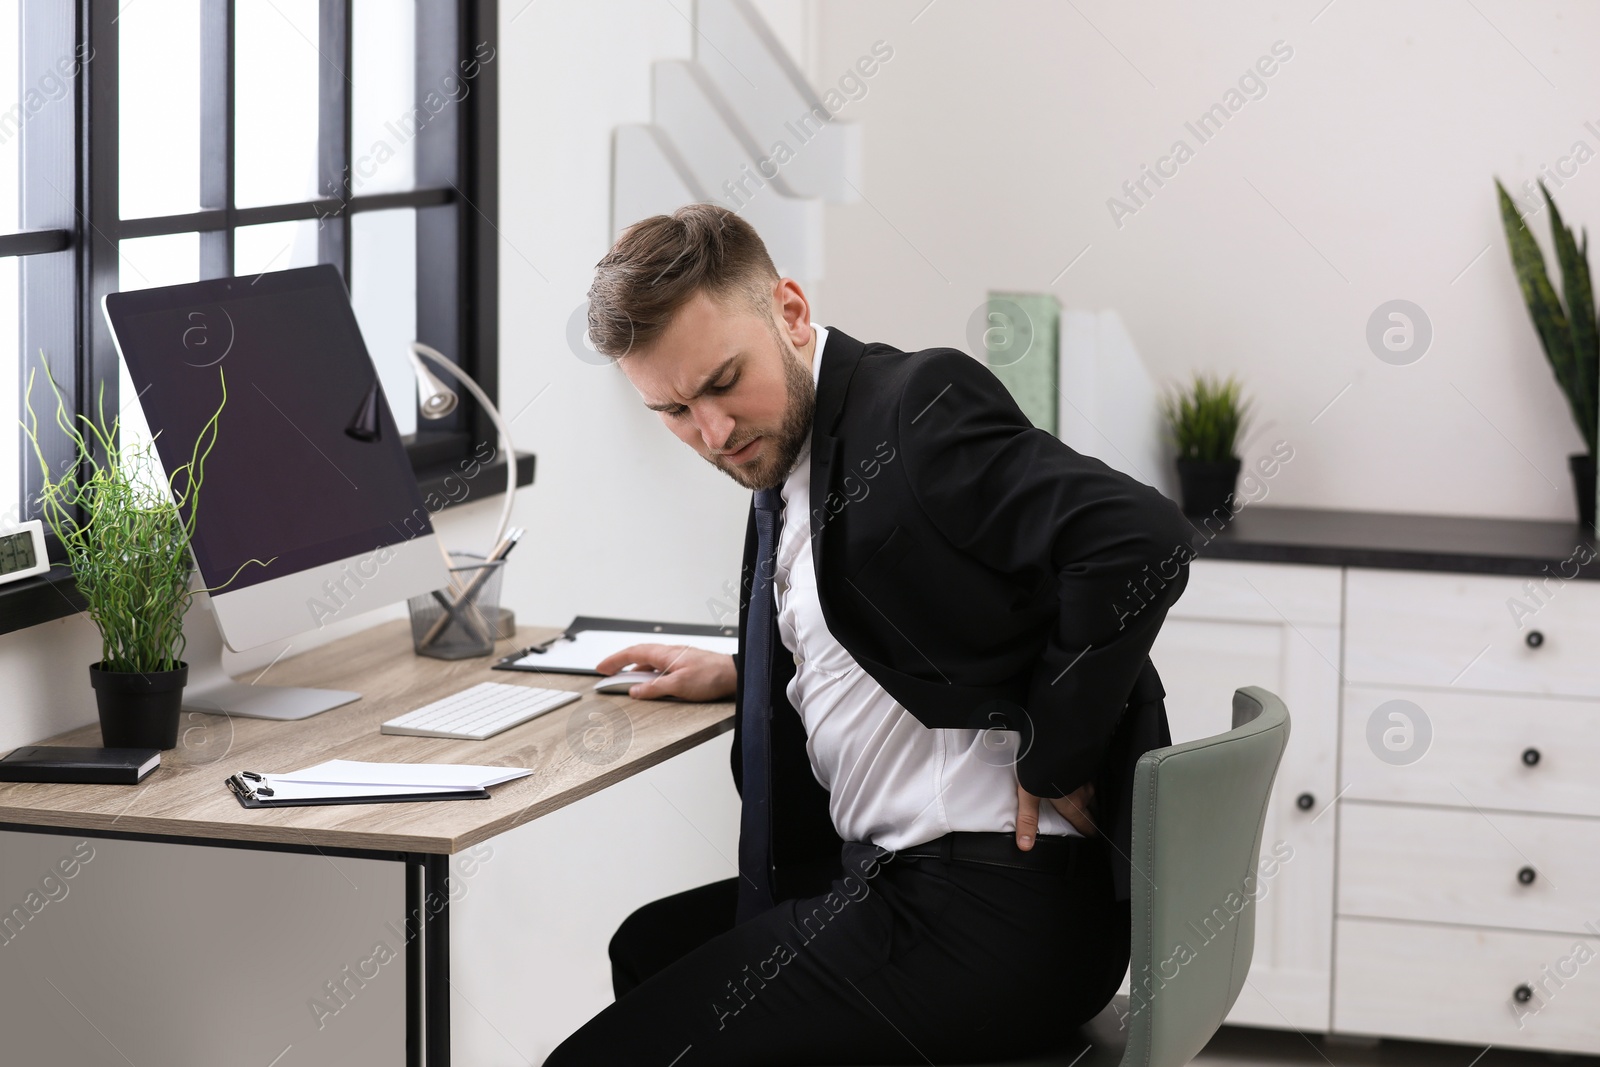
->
[381,682,582,740]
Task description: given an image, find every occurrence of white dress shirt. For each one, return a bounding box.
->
[769,324,1078,850]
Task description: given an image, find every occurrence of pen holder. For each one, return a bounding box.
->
[408,552,506,660]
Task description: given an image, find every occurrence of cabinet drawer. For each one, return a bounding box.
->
[1345,569,1600,697]
[1335,918,1600,1052]
[1168,559,1342,626]
[1338,802,1600,933]
[1341,686,1600,817]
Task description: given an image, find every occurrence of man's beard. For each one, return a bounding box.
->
[712,329,816,491]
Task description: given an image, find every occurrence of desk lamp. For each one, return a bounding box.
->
[406,341,518,554]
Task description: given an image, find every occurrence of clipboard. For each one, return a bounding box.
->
[493,615,739,676]
[225,772,491,808]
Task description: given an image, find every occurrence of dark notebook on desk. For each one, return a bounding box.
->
[0,746,160,785]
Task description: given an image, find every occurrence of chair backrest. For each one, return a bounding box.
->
[1117,686,1290,1067]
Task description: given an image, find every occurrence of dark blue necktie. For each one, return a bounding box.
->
[736,486,783,923]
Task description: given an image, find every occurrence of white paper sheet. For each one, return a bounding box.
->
[273,759,533,790]
[249,779,478,802]
[509,628,738,673]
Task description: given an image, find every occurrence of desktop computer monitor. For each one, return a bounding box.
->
[102,264,451,718]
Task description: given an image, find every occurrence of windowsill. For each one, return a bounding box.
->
[0,452,537,638]
[414,450,536,513]
[0,567,89,636]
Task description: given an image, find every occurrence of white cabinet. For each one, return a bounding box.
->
[1147,559,1342,1031]
[1333,569,1600,1055]
[1140,560,1600,1054]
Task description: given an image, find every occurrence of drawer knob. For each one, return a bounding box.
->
[1525,630,1545,648]
[1518,866,1537,885]
[1296,792,1315,811]
[1522,747,1541,767]
[1514,983,1534,1004]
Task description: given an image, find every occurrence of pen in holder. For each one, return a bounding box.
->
[409,552,507,660]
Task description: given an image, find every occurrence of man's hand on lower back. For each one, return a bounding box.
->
[1014,780,1097,848]
[592,644,738,702]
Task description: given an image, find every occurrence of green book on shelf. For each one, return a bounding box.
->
[981,291,1060,435]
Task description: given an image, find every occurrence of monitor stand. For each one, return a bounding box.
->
[181,586,361,720]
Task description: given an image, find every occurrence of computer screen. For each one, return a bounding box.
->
[104,264,433,594]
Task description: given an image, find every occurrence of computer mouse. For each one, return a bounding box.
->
[592,670,662,694]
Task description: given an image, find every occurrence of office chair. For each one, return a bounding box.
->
[820,684,1292,1067]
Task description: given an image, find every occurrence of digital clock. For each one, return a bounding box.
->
[0,520,50,585]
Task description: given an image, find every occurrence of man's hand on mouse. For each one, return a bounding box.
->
[594,644,738,702]
[1014,780,1097,848]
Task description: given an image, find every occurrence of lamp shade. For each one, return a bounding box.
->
[408,348,459,419]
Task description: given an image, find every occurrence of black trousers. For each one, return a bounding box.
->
[544,833,1131,1066]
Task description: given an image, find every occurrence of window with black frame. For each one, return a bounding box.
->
[0,0,509,635]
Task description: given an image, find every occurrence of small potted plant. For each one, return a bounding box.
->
[1160,371,1253,520]
[1494,178,1598,531]
[25,365,253,750]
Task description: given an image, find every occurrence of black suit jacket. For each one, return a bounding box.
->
[728,327,1194,903]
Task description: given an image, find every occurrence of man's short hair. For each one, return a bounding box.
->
[587,203,779,358]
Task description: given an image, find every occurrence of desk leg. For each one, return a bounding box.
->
[424,854,452,1066]
[407,858,423,1067]
[405,854,452,1067]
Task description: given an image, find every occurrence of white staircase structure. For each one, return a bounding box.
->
[611,0,861,288]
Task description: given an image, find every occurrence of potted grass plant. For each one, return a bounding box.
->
[1493,178,1598,531]
[25,364,252,750]
[1160,371,1254,519]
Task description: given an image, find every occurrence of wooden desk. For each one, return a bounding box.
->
[0,620,735,1067]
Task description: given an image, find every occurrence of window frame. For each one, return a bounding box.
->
[0,0,520,637]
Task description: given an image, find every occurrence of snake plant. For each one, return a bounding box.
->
[1494,178,1598,458]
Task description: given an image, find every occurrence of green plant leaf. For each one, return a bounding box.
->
[1160,371,1252,462]
[1496,178,1583,452]
[23,361,269,673]
[1539,181,1599,456]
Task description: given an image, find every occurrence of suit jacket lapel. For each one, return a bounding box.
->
[808,327,865,579]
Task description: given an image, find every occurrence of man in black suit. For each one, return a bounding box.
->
[545,203,1194,1066]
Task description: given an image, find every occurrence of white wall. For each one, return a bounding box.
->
[499,8,740,633]
[808,0,1600,522]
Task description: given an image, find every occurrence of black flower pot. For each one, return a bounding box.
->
[1175,456,1243,520]
[90,662,187,750]
[1569,453,1596,533]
